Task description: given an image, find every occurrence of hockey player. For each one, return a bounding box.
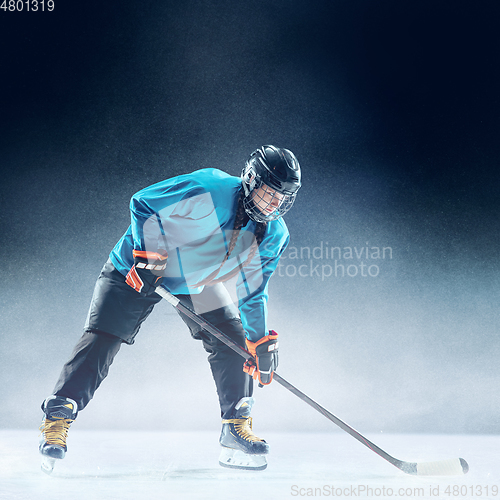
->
[39,145,301,473]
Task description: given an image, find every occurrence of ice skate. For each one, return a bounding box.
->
[219,397,268,470]
[39,396,78,474]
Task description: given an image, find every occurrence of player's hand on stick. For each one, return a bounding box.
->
[125,249,168,295]
[243,330,279,385]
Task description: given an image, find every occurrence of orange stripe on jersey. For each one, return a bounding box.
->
[133,250,168,261]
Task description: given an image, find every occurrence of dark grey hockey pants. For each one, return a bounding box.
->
[52,260,253,419]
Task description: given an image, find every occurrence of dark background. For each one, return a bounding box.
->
[1,1,499,434]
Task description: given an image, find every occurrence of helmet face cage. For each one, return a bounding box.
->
[241,161,297,223]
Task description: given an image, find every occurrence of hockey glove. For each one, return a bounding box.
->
[243,330,279,385]
[125,249,168,296]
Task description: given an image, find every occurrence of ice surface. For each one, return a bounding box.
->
[1,430,498,500]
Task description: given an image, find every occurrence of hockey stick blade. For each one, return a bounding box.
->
[155,287,469,476]
[414,458,469,476]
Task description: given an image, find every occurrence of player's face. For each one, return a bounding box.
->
[251,184,285,215]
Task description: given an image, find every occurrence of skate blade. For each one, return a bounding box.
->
[41,456,56,475]
[218,447,267,471]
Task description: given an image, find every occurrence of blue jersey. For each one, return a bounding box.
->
[109,168,289,341]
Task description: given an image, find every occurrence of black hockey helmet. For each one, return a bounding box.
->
[241,145,301,223]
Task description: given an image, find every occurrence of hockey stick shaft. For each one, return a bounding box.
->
[155,286,468,476]
[155,287,402,468]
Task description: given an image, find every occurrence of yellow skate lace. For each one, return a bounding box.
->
[222,417,264,443]
[39,418,73,447]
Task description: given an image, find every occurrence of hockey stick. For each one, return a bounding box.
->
[155,286,469,476]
